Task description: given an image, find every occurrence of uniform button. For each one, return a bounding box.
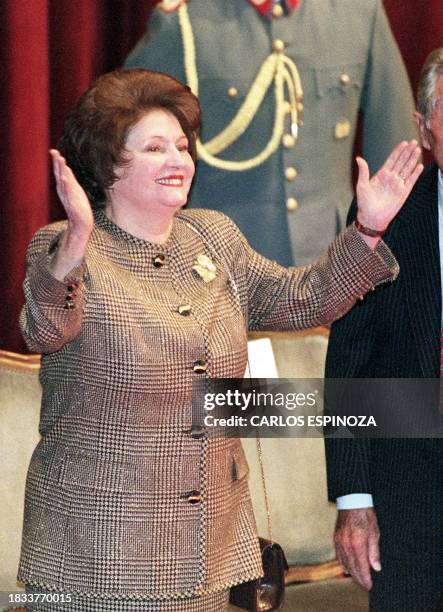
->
[64,302,75,310]
[182,490,202,504]
[67,283,78,292]
[272,39,285,53]
[191,426,206,439]
[193,360,208,374]
[286,197,299,212]
[340,73,351,85]
[153,253,166,268]
[284,166,297,181]
[178,304,192,316]
[272,4,284,17]
[228,86,238,97]
[282,134,296,149]
[65,294,75,302]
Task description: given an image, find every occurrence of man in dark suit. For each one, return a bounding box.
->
[325,49,443,612]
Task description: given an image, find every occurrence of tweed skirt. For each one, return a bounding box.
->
[24,585,230,611]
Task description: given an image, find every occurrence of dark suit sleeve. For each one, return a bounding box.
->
[324,200,376,501]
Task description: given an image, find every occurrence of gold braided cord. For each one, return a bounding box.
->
[283,67,297,115]
[196,63,286,171]
[178,3,199,95]
[203,54,278,156]
[282,55,304,137]
[282,54,303,100]
[178,3,303,172]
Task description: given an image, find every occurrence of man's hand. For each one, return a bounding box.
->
[157,0,185,13]
[334,508,381,590]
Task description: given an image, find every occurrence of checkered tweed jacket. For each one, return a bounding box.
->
[18,208,397,599]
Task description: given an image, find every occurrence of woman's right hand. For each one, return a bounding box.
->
[50,149,94,238]
[48,150,93,280]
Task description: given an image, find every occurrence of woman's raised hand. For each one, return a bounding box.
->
[355,140,423,233]
[48,150,93,280]
[50,149,94,239]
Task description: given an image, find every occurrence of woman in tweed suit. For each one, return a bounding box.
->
[18,69,421,611]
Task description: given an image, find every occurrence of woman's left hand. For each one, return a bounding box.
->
[356,140,423,232]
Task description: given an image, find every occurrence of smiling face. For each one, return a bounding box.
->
[109,108,195,216]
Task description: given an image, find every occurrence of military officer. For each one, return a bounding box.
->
[125,0,418,266]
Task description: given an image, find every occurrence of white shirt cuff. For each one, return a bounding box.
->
[336,493,374,510]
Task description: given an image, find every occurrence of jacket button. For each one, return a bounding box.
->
[183,491,202,504]
[178,304,192,316]
[228,86,238,97]
[191,426,205,439]
[182,425,206,438]
[48,238,60,254]
[340,73,351,85]
[193,360,208,374]
[153,253,166,268]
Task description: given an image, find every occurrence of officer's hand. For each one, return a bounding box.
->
[334,508,381,590]
[157,0,186,13]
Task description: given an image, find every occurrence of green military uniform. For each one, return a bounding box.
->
[125,0,417,266]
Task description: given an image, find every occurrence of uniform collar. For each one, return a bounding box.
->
[247,0,299,18]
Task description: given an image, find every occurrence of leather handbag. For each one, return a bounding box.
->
[230,437,288,611]
[229,536,288,611]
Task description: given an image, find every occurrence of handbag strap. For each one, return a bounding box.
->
[256,433,273,542]
[245,336,275,543]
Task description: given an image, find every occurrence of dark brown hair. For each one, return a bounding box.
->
[58,69,200,207]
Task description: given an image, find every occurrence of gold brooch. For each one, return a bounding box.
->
[192,254,217,283]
